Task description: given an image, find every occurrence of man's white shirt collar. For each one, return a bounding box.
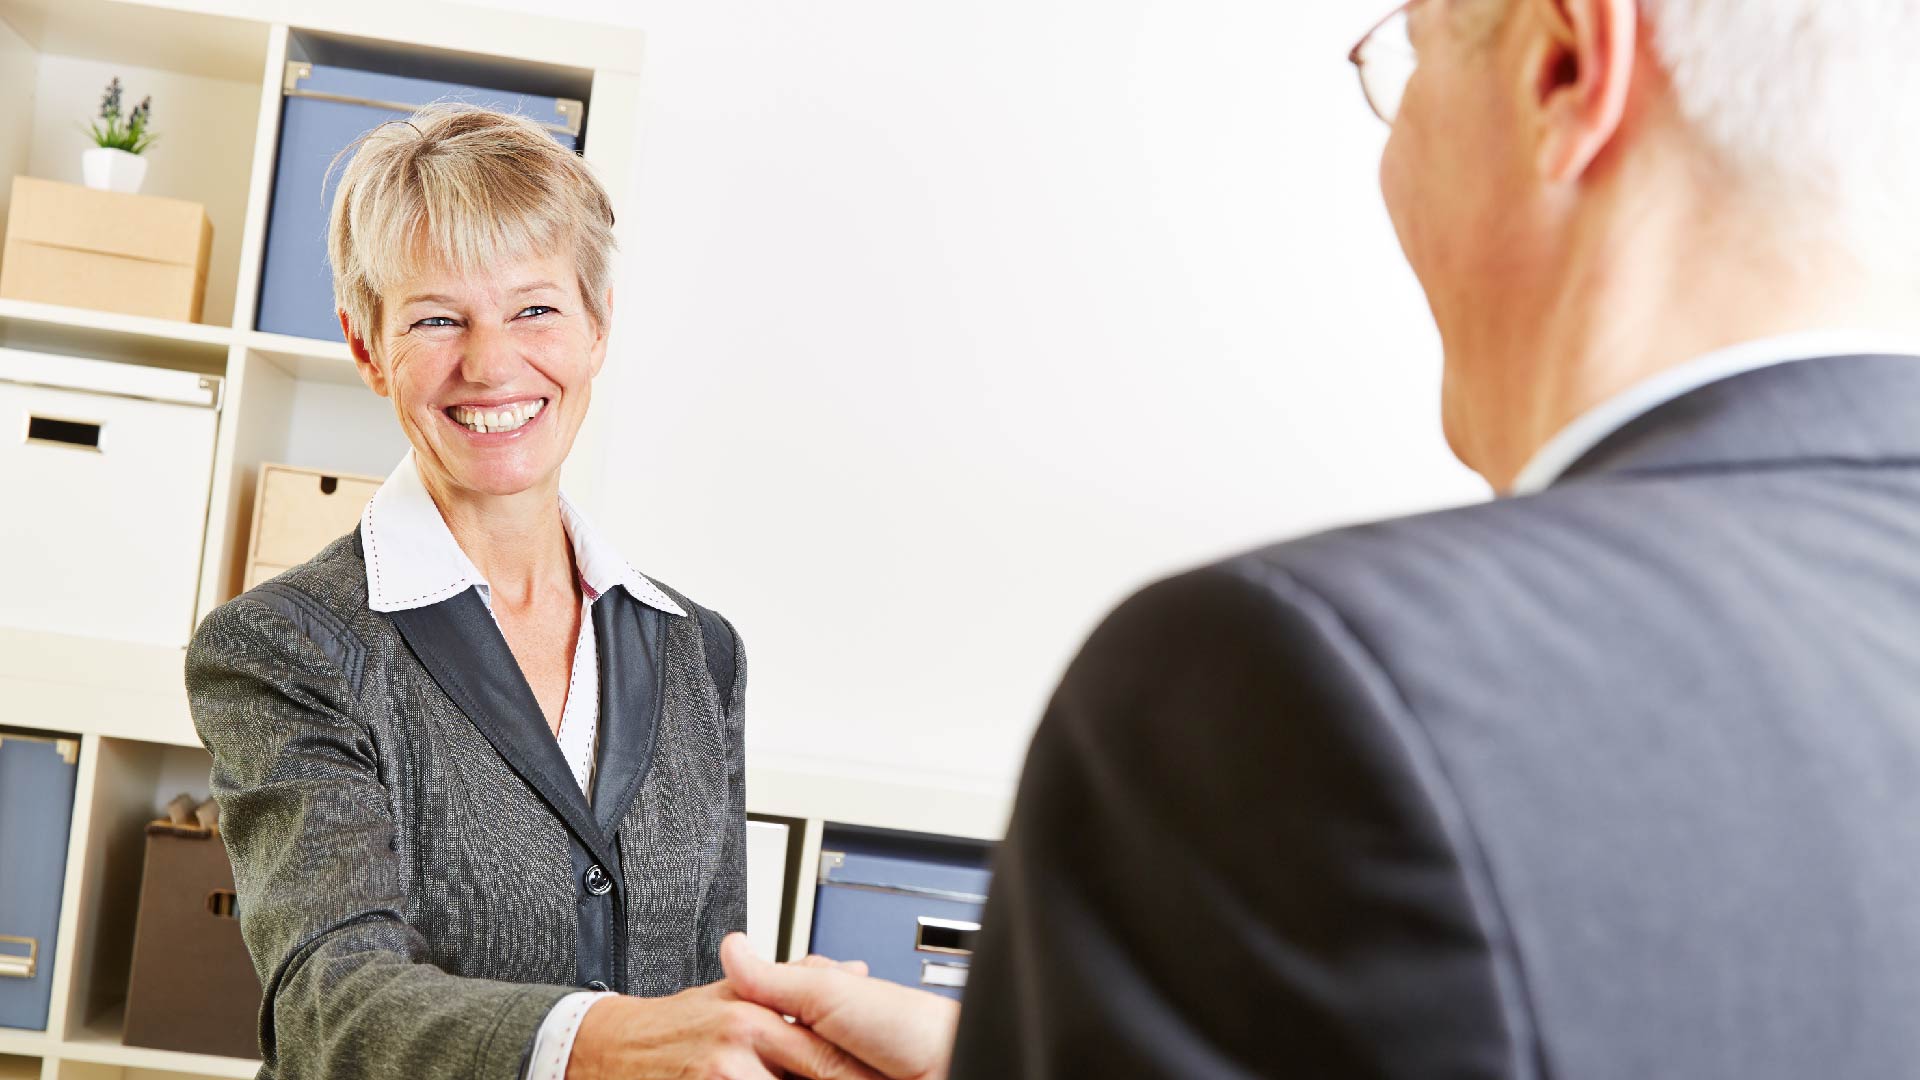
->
[360,446,686,618]
[1508,330,1920,497]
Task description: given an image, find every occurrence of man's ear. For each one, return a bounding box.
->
[1524,0,1637,183]
[340,310,388,398]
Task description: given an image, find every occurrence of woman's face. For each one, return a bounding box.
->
[345,248,611,501]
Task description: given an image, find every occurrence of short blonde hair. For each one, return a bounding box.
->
[326,103,616,353]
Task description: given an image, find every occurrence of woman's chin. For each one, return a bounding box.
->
[425,406,572,495]
[428,446,565,499]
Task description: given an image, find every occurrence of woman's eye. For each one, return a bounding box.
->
[414,316,458,329]
[517,305,557,319]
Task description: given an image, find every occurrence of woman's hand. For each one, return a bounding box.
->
[565,976,883,1080]
[719,933,959,1080]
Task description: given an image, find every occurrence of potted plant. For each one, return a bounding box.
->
[81,77,156,194]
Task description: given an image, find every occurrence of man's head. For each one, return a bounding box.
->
[1358,0,1920,486]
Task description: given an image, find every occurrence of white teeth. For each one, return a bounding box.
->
[450,398,545,434]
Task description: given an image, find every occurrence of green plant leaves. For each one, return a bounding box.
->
[86,78,156,155]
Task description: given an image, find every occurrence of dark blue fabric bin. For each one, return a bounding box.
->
[809,827,994,1000]
[256,62,582,342]
[0,733,79,1031]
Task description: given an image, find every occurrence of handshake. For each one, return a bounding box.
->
[566,932,961,1080]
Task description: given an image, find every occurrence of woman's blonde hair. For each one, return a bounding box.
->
[326,103,616,353]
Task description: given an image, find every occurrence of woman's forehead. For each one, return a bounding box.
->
[385,249,580,305]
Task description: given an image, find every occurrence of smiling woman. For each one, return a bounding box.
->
[180,105,825,1080]
[326,107,615,505]
[355,244,591,497]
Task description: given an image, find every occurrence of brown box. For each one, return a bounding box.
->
[0,176,213,323]
[122,824,262,1060]
[245,463,384,589]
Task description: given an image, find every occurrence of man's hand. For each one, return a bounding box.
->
[565,975,883,1080]
[720,932,959,1080]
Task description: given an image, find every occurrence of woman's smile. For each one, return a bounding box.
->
[441,395,551,439]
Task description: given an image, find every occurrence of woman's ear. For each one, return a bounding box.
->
[1525,0,1637,184]
[588,287,614,378]
[341,310,389,398]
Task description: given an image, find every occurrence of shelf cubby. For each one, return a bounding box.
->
[0,3,1010,1076]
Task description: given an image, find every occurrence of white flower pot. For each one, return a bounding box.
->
[81,147,148,194]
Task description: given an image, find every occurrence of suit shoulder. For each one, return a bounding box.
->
[1104,497,1509,622]
[1082,491,1621,690]
[1135,484,1693,707]
[645,576,736,640]
[191,527,371,693]
[1229,486,1629,614]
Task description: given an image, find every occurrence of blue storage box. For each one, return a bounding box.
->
[809,827,994,1000]
[0,731,80,1031]
[256,59,583,342]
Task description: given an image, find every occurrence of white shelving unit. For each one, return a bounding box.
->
[0,2,1012,1077]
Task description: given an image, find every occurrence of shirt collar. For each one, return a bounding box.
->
[360,446,687,618]
[1507,329,1920,497]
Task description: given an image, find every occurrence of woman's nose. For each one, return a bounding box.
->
[458,319,523,384]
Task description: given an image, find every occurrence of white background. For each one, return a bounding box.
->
[476,0,1488,789]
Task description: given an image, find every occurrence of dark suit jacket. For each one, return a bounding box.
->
[184,527,747,1080]
[951,354,1920,1078]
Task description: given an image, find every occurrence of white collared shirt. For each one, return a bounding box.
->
[1508,330,1920,497]
[360,446,686,795]
[357,446,684,1077]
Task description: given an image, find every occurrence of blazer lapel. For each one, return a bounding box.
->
[388,588,615,866]
[590,586,668,838]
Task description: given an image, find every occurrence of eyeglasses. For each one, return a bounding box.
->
[1349,0,1423,125]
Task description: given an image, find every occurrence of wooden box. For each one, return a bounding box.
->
[0,176,213,323]
[245,463,383,589]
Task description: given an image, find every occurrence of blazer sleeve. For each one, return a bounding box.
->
[185,595,577,1080]
[947,560,1529,1079]
[693,610,749,983]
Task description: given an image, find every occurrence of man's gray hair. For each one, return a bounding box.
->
[1643,0,1920,252]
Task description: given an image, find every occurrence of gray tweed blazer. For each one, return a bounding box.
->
[183,526,746,1080]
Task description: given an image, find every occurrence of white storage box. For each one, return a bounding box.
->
[0,348,222,647]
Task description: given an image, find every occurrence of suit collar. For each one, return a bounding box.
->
[1555,352,1920,486]
[1512,332,1920,495]
[360,446,686,618]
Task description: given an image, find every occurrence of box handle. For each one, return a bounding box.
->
[920,960,969,990]
[0,733,79,764]
[24,413,102,452]
[283,62,584,137]
[915,916,980,958]
[0,935,38,979]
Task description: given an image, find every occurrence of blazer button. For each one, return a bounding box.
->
[585,980,611,992]
[583,863,613,896]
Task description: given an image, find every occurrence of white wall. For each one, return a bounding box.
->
[470,0,1488,788]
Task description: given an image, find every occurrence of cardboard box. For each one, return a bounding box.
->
[245,462,383,589]
[0,176,213,323]
[122,823,262,1060]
